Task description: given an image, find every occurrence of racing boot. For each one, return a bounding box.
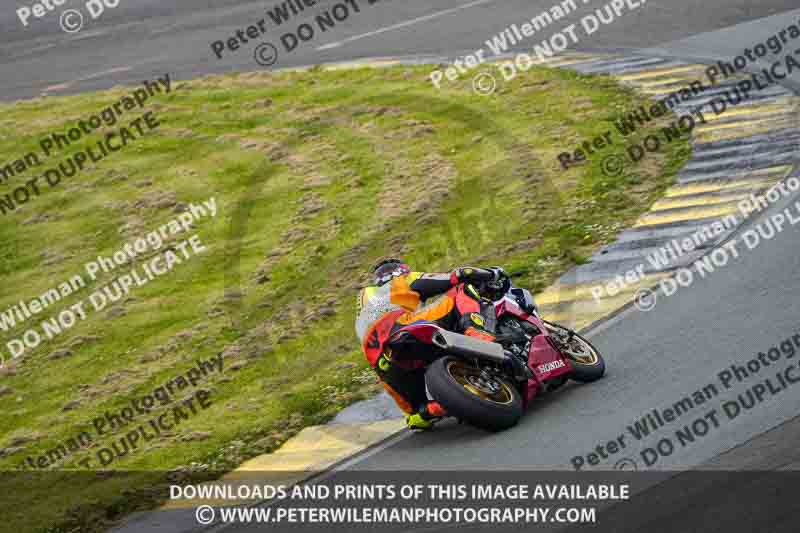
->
[406,401,447,431]
[405,413,433,431]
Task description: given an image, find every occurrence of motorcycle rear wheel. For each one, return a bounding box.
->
[425,356,523,431]
[543,321,605,383]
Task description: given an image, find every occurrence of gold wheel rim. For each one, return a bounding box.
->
[446,361,514,405]
[545,323,599,366]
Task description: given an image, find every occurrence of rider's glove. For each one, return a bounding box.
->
[488,267,509,283]
[451,267,495,285]
[489,267,511,292]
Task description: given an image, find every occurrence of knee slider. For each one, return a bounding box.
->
[461,312,488,331]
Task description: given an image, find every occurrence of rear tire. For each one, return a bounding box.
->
[425,356,523,431]
[543,321,605,383]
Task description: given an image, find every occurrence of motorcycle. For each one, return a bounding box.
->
[384,270,605,431]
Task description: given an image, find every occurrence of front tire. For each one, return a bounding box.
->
[425,356,523,431]
[543,321,605,383]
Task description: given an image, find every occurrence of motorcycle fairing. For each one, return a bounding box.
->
[493,296,573,405]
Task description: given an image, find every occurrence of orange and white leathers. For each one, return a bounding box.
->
[355,270,495,414]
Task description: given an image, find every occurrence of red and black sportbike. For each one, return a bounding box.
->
[384,269,605,431]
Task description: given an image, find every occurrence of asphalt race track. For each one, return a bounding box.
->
[4,1,800,532]
[217,165,800,533]
[0,0,797,100]
[346,185,800,472]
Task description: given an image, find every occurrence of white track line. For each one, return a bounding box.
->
[316,0,496,50]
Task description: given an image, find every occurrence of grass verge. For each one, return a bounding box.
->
[0,63,690,532]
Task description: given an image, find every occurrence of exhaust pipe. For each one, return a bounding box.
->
[431,329,507,365]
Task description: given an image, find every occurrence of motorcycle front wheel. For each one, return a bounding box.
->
[543,321,605,383]
[425,356,523,431]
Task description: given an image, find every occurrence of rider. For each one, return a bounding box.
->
[355,258,503,431]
